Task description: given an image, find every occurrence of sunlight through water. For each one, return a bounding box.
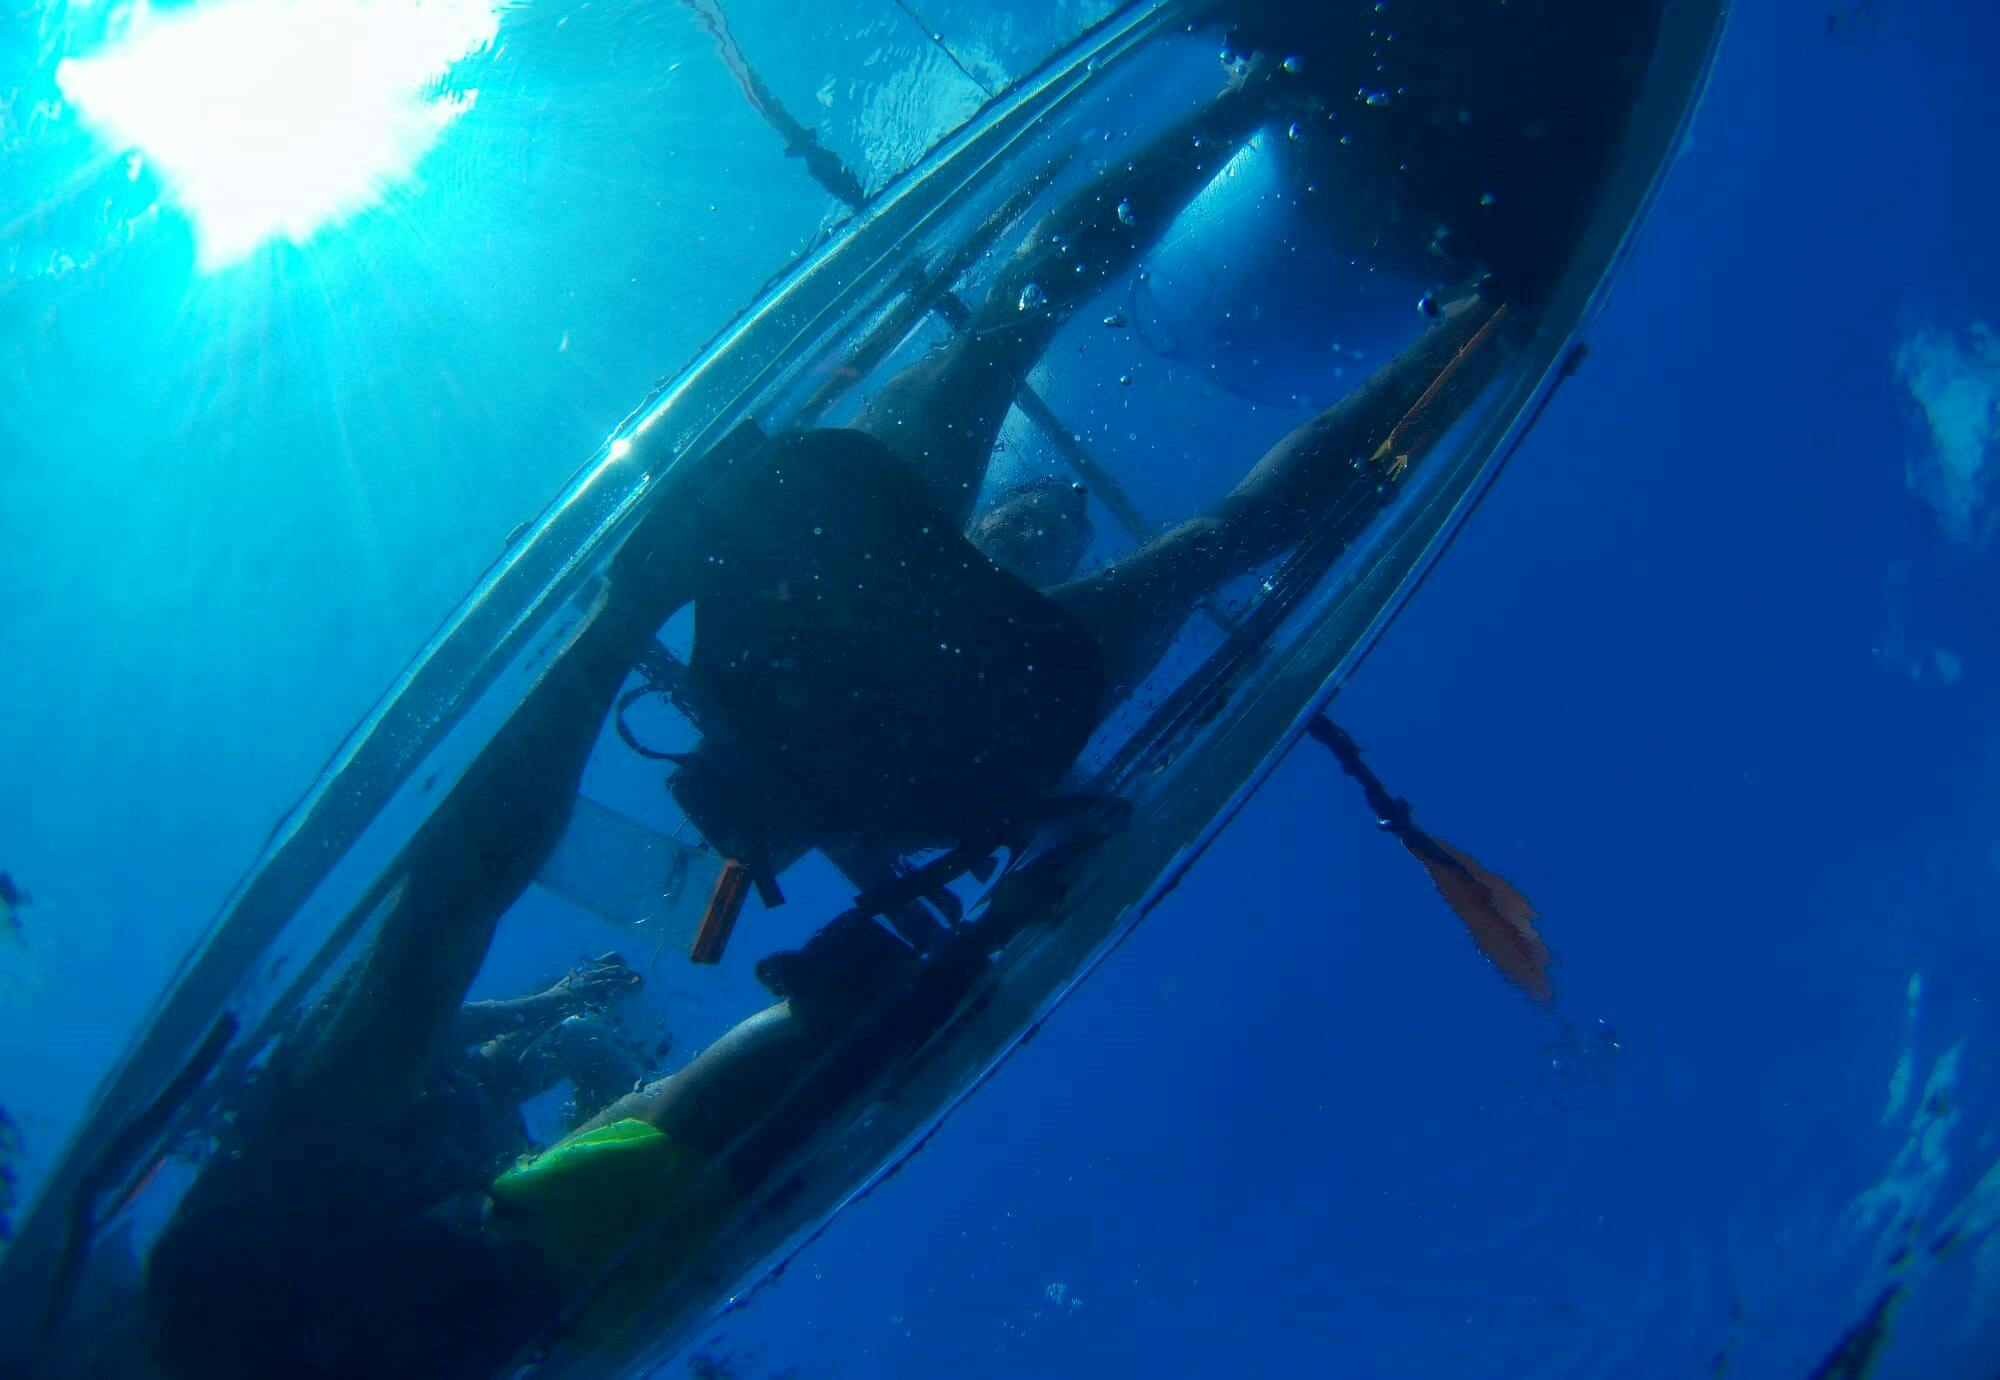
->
[1895,320,2000,549]
[55,0,499,269]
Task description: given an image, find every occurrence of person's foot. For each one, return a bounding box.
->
[1209,1,1366,115]
[1220,42,1327,128]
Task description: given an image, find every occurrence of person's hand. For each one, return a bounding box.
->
[556,951,642,1006]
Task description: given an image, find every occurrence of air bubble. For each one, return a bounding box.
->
[1479,191,1497,207]
[1018,283,1046,312]
[1116,199,1136,227]
[1282,54,1302,75]
[1416,292,1441,319]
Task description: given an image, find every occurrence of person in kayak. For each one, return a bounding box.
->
[476,287,1509,1308]
[143,276,1508,1377]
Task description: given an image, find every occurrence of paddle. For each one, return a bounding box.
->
[1307,716,1552,1003]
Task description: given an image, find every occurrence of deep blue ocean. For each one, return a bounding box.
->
[4,1,1999,1376]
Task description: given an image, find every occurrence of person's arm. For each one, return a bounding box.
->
[1049,294,1513,696]
[457,954,642,1045]
[459,992,571,1047]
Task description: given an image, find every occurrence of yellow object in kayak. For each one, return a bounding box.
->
[489,1118,720,1319]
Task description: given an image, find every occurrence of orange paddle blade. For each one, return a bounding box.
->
[689,859,751,965]
[1412,834,1553,1003]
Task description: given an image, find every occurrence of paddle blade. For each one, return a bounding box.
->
[1413,835,1553,1003]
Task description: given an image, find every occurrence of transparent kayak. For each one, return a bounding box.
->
[2,1,1727,1375]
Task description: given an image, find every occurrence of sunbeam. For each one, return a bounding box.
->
[56,0,499,269]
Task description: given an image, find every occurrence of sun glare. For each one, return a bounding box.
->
[56,0,500,269]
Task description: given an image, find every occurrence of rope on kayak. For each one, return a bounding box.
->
[681,0,867,209]
[888,0,995,99]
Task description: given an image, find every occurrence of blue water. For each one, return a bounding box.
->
[4,0,1999,1376]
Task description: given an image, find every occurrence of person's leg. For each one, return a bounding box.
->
[1050,293,1515,697]
[269,482,714,1130]
[148,560,700,1372]
[272,590,674,1146]
[856,65,1274,526]
[579,1002,824,1164]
